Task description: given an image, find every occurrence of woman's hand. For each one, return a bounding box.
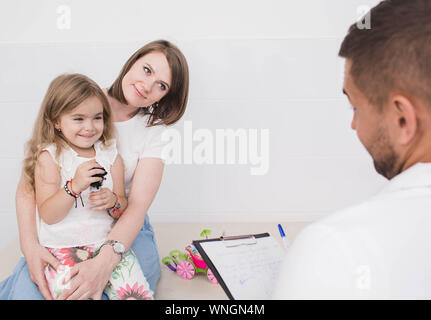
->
[57,245,120,300]
[89,188,116,211]
[24,243,62,300]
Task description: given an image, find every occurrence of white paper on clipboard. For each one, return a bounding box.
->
[199,235,286,299]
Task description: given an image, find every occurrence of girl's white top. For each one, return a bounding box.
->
[37,140,118,248]
[37,113,168,248]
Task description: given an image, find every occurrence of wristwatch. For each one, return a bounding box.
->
[101,240,125,260]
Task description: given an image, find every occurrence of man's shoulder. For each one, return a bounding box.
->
[311,200,375,231]
[294,197,387,251]
[274,203,372,299]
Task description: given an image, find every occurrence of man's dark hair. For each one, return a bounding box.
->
[339,0,431,110]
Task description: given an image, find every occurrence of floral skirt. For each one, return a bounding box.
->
[44,244,154,300]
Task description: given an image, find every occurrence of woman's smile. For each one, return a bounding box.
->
[133,84,146,99]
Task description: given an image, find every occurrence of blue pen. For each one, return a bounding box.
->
[278,224,289,249]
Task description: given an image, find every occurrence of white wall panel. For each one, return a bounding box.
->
[0,0,381,43]
[0,0,387,248]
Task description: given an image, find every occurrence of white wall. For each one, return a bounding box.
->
[0,0,386,248]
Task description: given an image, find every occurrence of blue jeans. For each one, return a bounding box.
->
[0,215,160,300]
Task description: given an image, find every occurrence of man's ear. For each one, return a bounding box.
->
[389,94,418,146]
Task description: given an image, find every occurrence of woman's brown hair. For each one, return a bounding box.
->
[23,73,114,190]
[108,39,189,126]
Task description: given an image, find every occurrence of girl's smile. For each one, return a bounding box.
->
[78,134,96,139]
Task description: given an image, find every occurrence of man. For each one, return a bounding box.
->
[274,0,431,299]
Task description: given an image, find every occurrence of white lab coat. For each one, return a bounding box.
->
[273,162,431,299]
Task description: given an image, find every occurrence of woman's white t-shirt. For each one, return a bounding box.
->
[113,113,168,196]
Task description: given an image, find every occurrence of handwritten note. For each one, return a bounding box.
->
[200,236,286,299]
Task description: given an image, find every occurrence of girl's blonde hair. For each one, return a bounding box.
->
[23,73,114,191]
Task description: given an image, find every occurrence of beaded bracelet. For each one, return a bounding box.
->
[64,180,84,208]
[106,193,124,219]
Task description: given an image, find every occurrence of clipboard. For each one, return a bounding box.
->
[193,232,285,300]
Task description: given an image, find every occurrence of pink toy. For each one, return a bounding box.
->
[162,230,219,284]
[176,260,195,279]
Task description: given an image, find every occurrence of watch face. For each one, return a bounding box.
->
[113,242,125,254]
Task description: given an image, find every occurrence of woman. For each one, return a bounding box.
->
[0,39,189,300]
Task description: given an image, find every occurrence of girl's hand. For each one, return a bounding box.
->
[24,243,62,300]
[72,159,106,194]
[89,188,116,210]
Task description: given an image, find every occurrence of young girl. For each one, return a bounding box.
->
[24,73,154,300]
